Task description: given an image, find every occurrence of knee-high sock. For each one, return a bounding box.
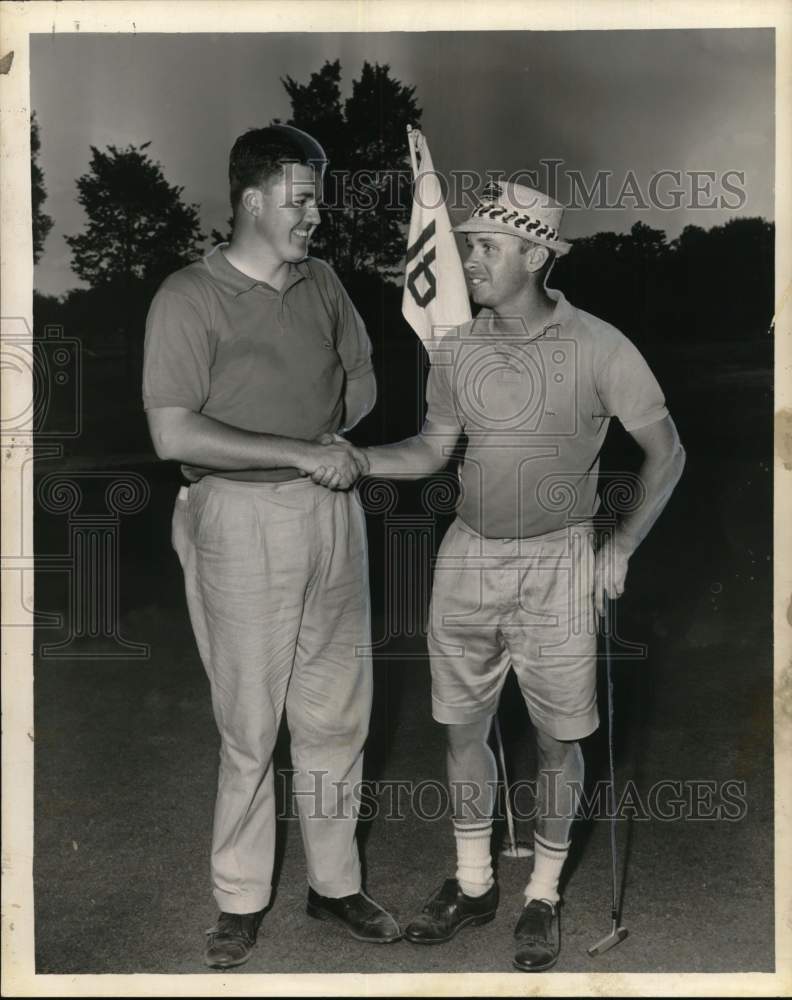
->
[454,820,494,897]
[524,832,570,904]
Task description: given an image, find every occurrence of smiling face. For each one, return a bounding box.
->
[252,162,321,264]
[463,231,535,311]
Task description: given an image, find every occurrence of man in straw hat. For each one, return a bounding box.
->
[362,180,685,970]
[143,124,401,969]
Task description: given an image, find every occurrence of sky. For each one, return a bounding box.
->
[30,29,774,296]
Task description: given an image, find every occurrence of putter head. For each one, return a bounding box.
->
[500,841,534,859]
[587,926,628,957]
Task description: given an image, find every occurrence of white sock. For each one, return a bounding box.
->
[454,820,494,897]
[523,832,570,905]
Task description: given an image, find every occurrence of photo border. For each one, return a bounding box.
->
[2,1,790,995]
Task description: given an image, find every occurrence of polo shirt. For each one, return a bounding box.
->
[143,245,373,482]
[425,288,669,538]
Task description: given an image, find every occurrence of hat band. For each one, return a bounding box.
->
[470,203,560,242]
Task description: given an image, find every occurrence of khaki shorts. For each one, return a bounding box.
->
[427,518,599,740]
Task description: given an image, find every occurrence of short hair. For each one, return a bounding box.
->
[228,124,328,216]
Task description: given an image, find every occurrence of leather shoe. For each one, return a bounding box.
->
[204,910,264,969]
[306,888,402,943]
[513,898,560,971]
[404,877,498,944]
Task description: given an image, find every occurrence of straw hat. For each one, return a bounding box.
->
[453,180,571,256]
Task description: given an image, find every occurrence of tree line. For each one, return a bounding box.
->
[32,59,774,355]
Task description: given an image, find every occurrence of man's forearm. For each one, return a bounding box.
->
[148,408,313,472]
[364,434,449,479]
[614,443,686,553]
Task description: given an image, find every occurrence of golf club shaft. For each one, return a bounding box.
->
[604,597,619,921]
[587,593,629,958]
[493,715,518,852]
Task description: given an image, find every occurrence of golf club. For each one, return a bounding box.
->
[588,595,629,956]
[493,714,533,859]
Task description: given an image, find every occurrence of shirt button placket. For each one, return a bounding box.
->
[274,287,286,333]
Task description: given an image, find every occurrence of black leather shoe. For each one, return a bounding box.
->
[513,898,561,971]
[306,888,402,943]
[404,878,498,944]
[204,910,264,969]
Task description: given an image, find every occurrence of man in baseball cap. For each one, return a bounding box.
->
[144,123,401,969]
[363,179,685,970]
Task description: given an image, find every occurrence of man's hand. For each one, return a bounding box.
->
[297,436,369,490]
[593,533,633,618]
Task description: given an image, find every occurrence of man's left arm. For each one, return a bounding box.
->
[594,414,686,615]
[303,261,376,486]
[313,259,376,435]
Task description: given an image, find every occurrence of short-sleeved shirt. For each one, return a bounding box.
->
[425,288,669,538]
[143,244,373,482]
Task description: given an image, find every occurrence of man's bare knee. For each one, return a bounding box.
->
[535,726,581,770]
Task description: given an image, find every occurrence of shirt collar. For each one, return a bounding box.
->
[473,287,574,339]
[542,287,574,331]
[203,243,313,297]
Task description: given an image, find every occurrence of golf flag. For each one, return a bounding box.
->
[402,127,471,345]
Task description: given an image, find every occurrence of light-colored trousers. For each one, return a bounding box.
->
[172,475,373,914]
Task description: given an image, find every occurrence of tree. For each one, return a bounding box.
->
[64,143,206,371]
[210,217,233,246]
[675,217,774,340]
[31,111,53,264]
[553,217,774,343]
[282,60,421,284]
[64,142,205,288]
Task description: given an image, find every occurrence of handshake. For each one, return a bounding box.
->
[297,433,370,491]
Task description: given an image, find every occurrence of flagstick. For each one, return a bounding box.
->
[494,716,534,859]
[406,124,421,177]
